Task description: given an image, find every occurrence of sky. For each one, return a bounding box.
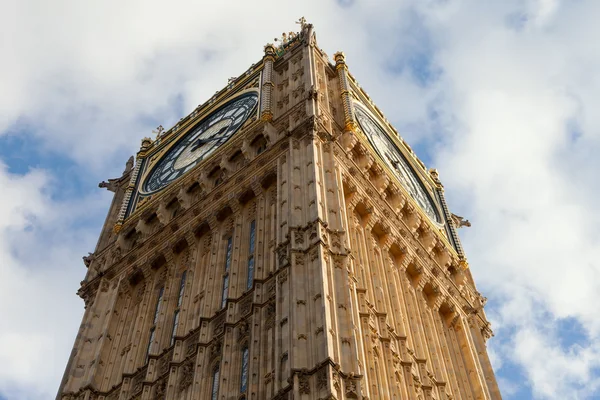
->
[1,0,599,399]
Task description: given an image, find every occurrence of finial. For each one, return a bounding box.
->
[334,52,347,69]
[296,16,307,29]
[264,43,276,56]
[152,125,164,140]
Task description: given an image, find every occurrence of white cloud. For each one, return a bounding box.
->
[0,162,109,399]
[1,1,600,399]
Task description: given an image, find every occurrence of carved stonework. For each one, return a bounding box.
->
[299,372,310,394]
[153,378,166,400]
[59,21,499,400]
[178,359,194,392]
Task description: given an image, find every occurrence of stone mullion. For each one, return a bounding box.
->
[393,258,419,359]
[414,289,442,399]
[289,139,304,227]
[374,247,393,400]
[60,296,98,394]
[115,293,134,387]
[121,284,143,376]
[308,250,328,370]
[208,229,225,315]
[228,211,242,301]
[457,317,492,400]
[289,251,309,370]
[254,193,266,283]
[86,279,120,390]
[306,44,320,120]
[373,244,390,316]
[388,265,408,341]
[191,238,206,326]
[468,317,502,399]
[422,302,449,394]
[125,276,153,373]
[192,343,209,400]
[432,310,460,400]
[447,321,474,400]
[180,245,198,339]
[195,228,214,322]
[275,268,290,393]
[248,306,261,398]
[363,233,380,312]
[264,310,276,397]
[322,143,343,231]
[404,276,428,361]
[334,256,357,375]
[386,253,409,339]
[154,262,175,358]
[268,187,278,276]
[358,315,374,399]
[218,323,235,398]
[103,279,129,389]
[276,149,290,245]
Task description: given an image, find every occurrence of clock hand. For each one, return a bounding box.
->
[190,126,229,152]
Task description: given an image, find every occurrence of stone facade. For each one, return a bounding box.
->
[58,21,501,400]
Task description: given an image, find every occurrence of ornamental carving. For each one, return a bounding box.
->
[209,340,222,361]
[153,378,166,400]
[317,368,328,389]
[178,359,194,392]
[345,379,358,398]
[299,373,310,394]
[240,294,253,316]
[213,313,226,336]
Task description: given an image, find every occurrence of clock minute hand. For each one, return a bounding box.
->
[190,126,229,152]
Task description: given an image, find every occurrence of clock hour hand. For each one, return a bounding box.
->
[190,126,229,152]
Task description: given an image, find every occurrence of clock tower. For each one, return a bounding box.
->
[58,20,501,400]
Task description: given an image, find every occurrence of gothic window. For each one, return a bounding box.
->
[170,270,187,345]
[146,286,164,361]
[240,346,249,393]
[221,237,232,308]
[211,366,220,400]
[247,220,256,290]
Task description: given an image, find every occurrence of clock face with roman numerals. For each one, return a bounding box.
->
[354,103,441,223]
[142,92,258,194]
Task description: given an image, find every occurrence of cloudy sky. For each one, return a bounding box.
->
[1,0,599,399]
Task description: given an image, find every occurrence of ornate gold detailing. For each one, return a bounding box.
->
[113,222,122,234]
[335,51,356,133]
[459,259,469,270]
[261,111,273,122]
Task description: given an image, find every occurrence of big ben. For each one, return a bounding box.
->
[58,19,501,400]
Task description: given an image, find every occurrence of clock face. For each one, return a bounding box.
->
[354,103,441,223]
[142,92,258,194]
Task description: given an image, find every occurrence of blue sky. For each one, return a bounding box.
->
[1,1,600,399]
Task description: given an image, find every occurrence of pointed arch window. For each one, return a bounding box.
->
[170,270,187,345]
[221,237,233,309]
[240,346,249,393]
[211,366,220,400]
[246,220,256,290]
[146,286,164,362]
